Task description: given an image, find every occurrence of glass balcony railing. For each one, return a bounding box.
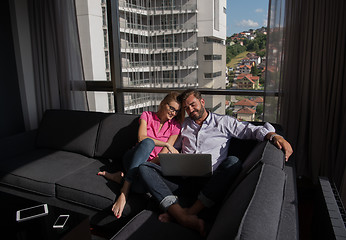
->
[122,78,197,87]
[121,41,197,50]
[122,60,197,68]
[120,22,197,32]
[119,0,197,12]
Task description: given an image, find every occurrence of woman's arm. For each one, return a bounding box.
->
[150,134,180,164]
[138,119,178,151]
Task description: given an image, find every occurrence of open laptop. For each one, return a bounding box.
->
[159,153,212,177]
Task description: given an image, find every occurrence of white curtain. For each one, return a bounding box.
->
[279,0,346,200]
[28,0,88,121]
[263,0,286,123]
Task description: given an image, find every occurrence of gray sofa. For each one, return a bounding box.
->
[0,109,298,239]
[111,135,299,239]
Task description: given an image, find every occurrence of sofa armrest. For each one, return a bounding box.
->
[111,210,203,240]
[0,130,37,160]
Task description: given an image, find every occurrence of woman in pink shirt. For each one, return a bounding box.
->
[98,92,183,218]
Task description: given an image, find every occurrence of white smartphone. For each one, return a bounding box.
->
[16,204,49,222]
[53,215,69,228]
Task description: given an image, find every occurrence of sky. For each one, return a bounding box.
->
[226,0,269,36]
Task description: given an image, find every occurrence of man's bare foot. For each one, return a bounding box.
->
[98,171,124,184]
[158,212,173,223]
[178,214,205,236]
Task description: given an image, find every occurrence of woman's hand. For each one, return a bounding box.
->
[166,143,179,154]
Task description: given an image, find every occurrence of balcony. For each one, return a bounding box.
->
[122,78,198,88]
[122,59,198,71]
[120,41,197,53]
[118,0,197,14]
[119,22,197,35]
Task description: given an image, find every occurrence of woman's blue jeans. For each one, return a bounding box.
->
[122,138,155,192]
[138,155,242,211]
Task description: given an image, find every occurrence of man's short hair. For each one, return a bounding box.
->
[178,89,202,103]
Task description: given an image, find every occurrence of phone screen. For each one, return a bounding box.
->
[20,205,46,219]
[53,215,69,228]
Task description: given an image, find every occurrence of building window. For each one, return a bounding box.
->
[204,55,222,60]
[214,0,219,31]
[204,71,222,79]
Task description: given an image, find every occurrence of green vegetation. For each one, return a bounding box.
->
[226,32,267,65]
[226,44,247,65]
[227,51,250,68]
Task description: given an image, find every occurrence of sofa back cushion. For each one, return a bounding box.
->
[227,121,284,162]
[36,110,104,157]
[207,163,286,240]
[94,113,139,161]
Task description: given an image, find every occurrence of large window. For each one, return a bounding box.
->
[77,0,275,122]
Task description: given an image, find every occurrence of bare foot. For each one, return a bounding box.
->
[179,214,205,236]
[158,212,173,223]
[112,193,126,218]
[98,171,124,184]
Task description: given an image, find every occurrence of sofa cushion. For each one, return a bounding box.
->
[0,149,96,196]
[36,109,104,157]
[277,162,299,239]
[94,113,139,160]
[207,164,286,239]
[55,161,121,210]
[261,141,285,169]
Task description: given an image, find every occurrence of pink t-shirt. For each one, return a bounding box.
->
[140,111,181,161]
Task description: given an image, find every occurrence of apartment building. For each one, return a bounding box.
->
[77,0,226,114]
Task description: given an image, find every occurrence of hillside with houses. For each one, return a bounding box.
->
[225,27,267,121]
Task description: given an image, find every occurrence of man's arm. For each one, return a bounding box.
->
[265,132,293,161]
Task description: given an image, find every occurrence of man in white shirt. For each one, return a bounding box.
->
[138,89,293,235]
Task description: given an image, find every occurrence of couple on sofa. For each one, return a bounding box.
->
[98,89,293,235]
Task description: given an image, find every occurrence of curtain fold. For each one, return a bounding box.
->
[263,0,285,123]
[28,0,88,122]
[279,0,346,197]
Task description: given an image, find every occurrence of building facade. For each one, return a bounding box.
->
[77,0,226,114]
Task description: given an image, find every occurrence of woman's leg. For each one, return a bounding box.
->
[110,139,156,218]
[98,138,155,184]
[122,138,155,183]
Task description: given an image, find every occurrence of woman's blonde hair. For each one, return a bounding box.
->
[159,91,184,123]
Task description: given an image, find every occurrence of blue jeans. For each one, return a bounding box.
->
[138,155,242,211]
[122,138,155,191]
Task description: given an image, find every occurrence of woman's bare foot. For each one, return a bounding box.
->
[98,171,124,184]
[112,193,126,218]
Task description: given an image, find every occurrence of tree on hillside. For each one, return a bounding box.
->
[251,66,259,76]
[256,49,266,58]
[226,44,247,63]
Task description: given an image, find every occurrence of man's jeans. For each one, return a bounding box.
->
[138,155,242,211]
[122,138,155,188]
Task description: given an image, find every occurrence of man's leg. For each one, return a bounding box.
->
[197,156,242,208]
[138,162,205,235]
[138,161,181,209]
